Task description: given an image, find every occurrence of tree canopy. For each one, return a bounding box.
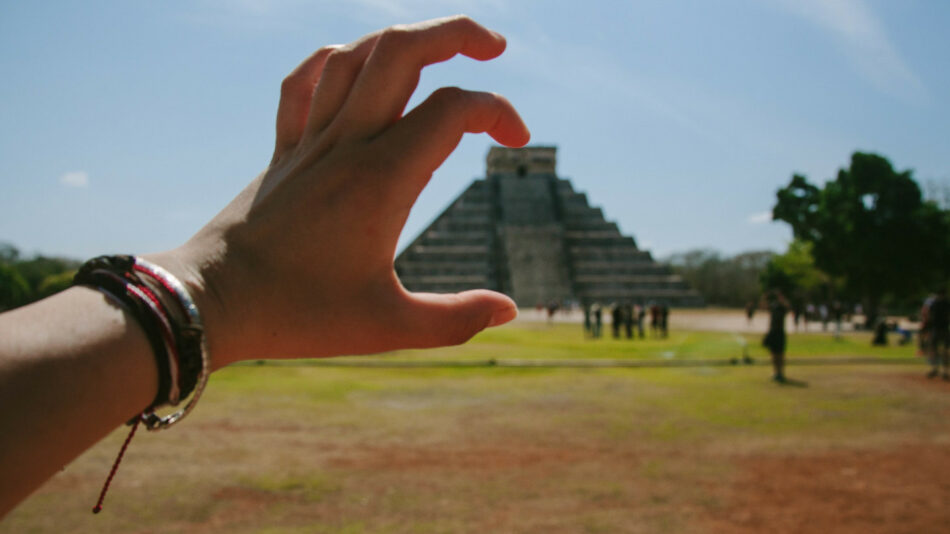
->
[0,243,79,311]
[773,152,949,315]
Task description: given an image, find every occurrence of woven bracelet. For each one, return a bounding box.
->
[74,259,175,412]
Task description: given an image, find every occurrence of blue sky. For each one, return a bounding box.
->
[1,0,948,260]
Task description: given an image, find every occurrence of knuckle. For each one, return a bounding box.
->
[323,47,360,74]
[448,14,476,29]
[280,72,306,96]
[431,86,466,106]
[374,26,415,59]
[317,44,340,57]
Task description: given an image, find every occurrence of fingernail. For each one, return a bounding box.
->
[488,304,518,327]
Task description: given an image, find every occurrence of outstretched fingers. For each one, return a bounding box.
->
[333,15,508,140]
[379,87,529,200]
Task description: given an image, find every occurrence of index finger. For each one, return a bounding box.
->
[374,87,530,204]
[331,15,507,141]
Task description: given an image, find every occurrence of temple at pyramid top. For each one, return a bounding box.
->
[395,146,703,307]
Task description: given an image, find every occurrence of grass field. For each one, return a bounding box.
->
[4,323,948,533]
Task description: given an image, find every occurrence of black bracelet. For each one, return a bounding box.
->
[74,256,173,414]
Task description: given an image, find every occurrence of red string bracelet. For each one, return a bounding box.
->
[92,418,141,514]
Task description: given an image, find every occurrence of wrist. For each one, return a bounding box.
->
[142,243,234,371]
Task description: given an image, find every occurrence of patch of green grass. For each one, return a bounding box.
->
[234,324,917,365]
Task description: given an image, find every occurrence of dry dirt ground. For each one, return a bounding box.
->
[3,313,948,533]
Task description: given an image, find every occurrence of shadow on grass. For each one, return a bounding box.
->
[777,377,809,388]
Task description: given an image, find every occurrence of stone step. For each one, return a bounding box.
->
[420,235,493,247]
[432,219,494,232]
[396,264,496,276]
[572,262,671,275]
[563,219,619,232]
[574,274,685,284]
[568,247,651,260]
[398,274,493,285]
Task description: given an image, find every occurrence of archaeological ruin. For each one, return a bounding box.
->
[395,146,703,307]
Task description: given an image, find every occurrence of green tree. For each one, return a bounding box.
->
[0,263,30,311]
[14,256,81,295]
[773,152,950,323]
[36,270,77,300]
[760,239,836,302]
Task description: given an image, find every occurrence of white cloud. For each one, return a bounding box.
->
[747,211,772,225]
[773,0,926,101]
[59,171,89,188]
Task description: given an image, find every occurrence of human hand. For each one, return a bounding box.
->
[152,15,530,368]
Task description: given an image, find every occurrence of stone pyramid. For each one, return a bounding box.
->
[395,146,703,307]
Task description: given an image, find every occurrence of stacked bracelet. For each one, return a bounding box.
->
[73,255,210,429]
[76,255,213,513]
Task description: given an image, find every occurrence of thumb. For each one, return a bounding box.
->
[399,289,518,348]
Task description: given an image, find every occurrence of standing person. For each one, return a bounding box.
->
[660,304,670,338]
[611,304,622,339]
[929,287,950,380]
[592,303,603,339]
[649,302,660,337]
[623,302,634,339]
[919,294,935,370]
[637,303,646,339]
[546,300,559,324]
[762,290,791,383]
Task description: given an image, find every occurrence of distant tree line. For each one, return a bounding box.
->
[0,243,80,312]
[665,249,773,308]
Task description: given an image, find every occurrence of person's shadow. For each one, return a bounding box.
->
[777,377,809,387]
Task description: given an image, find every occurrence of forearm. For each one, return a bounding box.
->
[0,286,158,516]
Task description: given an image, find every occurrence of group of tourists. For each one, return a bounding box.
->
[583,302,670,340]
